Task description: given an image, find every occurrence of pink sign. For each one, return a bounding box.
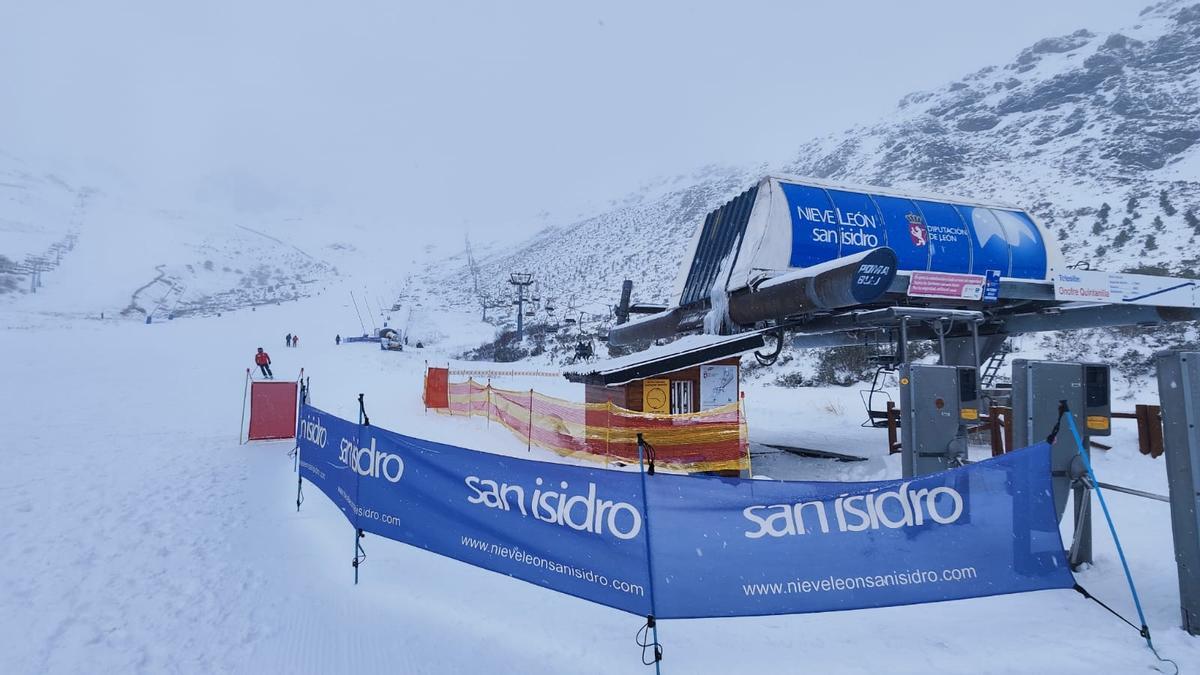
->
[908,271,985,300]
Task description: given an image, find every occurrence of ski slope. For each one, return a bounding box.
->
[1,285,1198,674]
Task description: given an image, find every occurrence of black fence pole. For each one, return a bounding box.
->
[353,394,369,584]
[636,433,663,673]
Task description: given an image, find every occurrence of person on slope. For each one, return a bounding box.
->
[292,334,300,348]
[335,334,341,345]
[255,347,274,379]
[286,333,292,347]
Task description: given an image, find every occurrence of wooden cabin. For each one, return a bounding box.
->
[564,333,764,413]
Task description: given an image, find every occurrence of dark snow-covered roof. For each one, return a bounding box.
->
[563,333,765,386]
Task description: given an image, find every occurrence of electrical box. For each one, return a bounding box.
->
[899,364,979,477]
[1012,360,1111,518]
[1012,360,1111,568]
[959,367,981,419]
[1156,351,1200,636]
[1083,364,1113,436]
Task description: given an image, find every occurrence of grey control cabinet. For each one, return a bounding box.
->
[1013,360,1112,516]
[1012,360,1111,567]
[1156,351,1200,636]
[900,364,979,478]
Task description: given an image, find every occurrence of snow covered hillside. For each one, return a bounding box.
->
[780,0,1200,275]
[0,151,344,318]
[0,151,86,297]
[434,0,1200,373]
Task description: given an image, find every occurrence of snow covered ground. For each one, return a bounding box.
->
[2,283,1198,674]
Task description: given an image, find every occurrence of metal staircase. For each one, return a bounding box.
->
[980,341,1012,388]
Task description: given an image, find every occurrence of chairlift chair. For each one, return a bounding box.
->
[859,332,900,428]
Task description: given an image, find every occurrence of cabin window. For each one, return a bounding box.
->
[670,381,693,414]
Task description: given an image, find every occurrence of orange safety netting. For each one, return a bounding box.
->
[432,376,748,473]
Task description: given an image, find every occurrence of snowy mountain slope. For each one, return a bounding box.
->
[435,0,1200,364]
[0,151,343,318]
[424,164,762,323]
[0,151,86,296]
[781,0,1200,276]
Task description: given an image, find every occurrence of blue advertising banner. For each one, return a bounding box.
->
[297,405,363,526]
[779,180,1048,280]
[781,183,843,268]
[339,422,652,614]
[872,194,931,272]
[916,199,973,274]
[296,404,1072,620]
[644,443,1072,618]
[961,206,1012,277]
[994,209,1048,279]
[825,189,886,257]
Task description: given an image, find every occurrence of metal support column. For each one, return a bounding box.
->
[970,320,981,371]
[1071,482,1093,566]
[935,319,948,365]
[1156,350,1200,635]
[509,272,535,340]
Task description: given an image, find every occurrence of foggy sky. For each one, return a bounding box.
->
[1,1,1152,247]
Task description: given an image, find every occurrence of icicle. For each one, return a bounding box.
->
[703,236,740,335]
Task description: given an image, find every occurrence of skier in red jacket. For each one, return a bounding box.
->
[254,347,274,379]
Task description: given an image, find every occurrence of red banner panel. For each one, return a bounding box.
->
[424,367,450,409]
[248,381,298,441]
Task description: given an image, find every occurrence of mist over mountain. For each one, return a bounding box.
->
[0,152,346,317]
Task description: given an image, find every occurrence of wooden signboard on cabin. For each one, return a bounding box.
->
[700,364,738,410]
[643,379,670,414]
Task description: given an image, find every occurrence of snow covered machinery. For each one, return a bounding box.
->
[609,175,1200,368]
[379,327,403,351]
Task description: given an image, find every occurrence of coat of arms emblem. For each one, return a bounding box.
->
[907,213,928,247]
